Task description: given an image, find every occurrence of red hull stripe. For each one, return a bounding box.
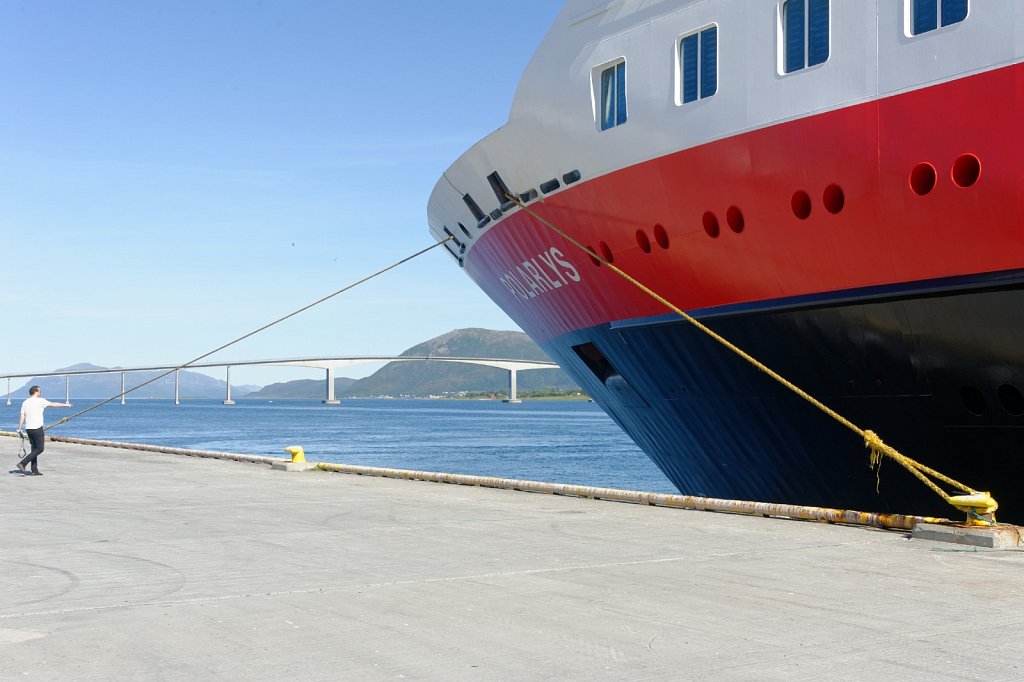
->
[466,64,1024,344]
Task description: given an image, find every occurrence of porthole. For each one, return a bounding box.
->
[951,154,981,188]
[563,169,582,185]
[598,241,614,264]
[961,386,986,416]
[910,163,937,196]
[997,384,1024,416]
[635,229,652,254]
[726,206,744,233]
[702,211,720,238]
[791,191,812,220]
[540,179,560,194]
[823,184,845,214]
[653,224,670,249]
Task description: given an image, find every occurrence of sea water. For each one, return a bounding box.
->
[0,398,675,492]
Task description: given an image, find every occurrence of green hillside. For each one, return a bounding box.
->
[343,328,577,397]
[243,377,356,400]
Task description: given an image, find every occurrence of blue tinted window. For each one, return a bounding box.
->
[615,62,627,126]
[700,27,718,98]
[783,0,829,73]
[681,34,699,103]
[783,0,805,74]
[681,27,717,104]
[913,0,967,35]
[600,62,626,130]
[913,0,938,33]
[941,0,968,26]
[807,0,829,66]
[600,68,614,130]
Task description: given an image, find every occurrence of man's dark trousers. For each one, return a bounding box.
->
[20,428,45,473]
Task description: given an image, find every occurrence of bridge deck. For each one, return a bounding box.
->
[1,438,1020,680]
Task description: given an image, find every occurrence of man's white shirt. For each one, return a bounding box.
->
[20,396,53,429]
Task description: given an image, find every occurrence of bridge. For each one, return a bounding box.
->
[1,356,561,406]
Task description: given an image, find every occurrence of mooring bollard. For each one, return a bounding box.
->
[273,445,315,472]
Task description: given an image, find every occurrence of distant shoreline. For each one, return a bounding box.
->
[2,395,594,403]
[238,395,593,402]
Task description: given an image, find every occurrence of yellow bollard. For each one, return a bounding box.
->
[284,446,306,464]
[948,491,998,526]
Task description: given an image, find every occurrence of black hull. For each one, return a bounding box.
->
[543,278,1024,523]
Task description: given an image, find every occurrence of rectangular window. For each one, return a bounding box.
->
[599,61,627,130]
[782,0,829,74]
[911,0,968,35]
[463,194,489,228]
[680,25,718,104]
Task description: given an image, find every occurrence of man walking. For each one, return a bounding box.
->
[16,385,71,476]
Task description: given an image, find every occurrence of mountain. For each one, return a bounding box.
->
[234,328,577,399]
[9,363,259,400]
[8,329,576,401]
[243,377,357,400]
[343,328,577,397]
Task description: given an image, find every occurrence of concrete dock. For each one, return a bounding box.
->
[1,439,1022,681]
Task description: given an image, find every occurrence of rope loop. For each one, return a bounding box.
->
[864,429,884,468]
[864,430,884,492]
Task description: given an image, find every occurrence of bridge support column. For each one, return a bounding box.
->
[65,376,70,404]
[223,366,235,405]
[175,370,180,406]
[121,372,126,405]
[503,369,522,404]
[323,367,340,405]
[6,378,10,406]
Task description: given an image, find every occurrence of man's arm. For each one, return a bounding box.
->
[17,409,24,433]
[48,401,72,408]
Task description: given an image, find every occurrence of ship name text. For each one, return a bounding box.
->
[499,247,580,302]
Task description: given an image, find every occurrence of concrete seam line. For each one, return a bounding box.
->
[0,432,289,466]
[0,431,945,530]
[312,462,943,530]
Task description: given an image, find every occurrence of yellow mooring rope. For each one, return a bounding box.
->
[508,195,998,524]
[42,237,454,433]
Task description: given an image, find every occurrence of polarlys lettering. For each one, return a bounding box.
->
[499,247,580,302]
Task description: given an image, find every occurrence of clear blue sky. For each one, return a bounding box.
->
[0,1,563,386]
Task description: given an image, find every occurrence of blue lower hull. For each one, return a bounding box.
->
[540,278,1024,522]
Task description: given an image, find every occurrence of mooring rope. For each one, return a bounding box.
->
[507,194,994,520]
[41,237,453,431]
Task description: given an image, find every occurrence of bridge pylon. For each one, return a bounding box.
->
[324,367,341,405]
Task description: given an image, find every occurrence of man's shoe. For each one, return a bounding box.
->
[16,463,27,475]
[30,471,42,476]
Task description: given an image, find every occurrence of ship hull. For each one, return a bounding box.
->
[429,4,1024,521]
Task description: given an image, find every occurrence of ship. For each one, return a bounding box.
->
[427,1,1024,522]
